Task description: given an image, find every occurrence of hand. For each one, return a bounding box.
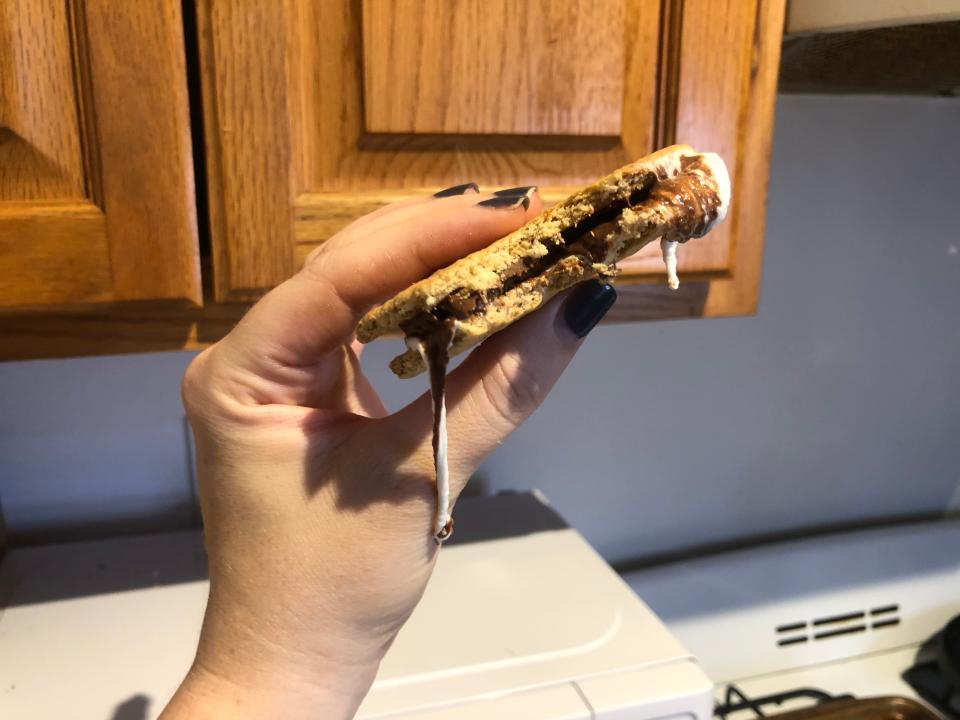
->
[161,187,616,719]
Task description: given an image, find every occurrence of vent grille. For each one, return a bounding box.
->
[775,604,900,647]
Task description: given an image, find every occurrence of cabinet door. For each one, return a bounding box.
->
[0,0,200,309]
[198,0,783,317]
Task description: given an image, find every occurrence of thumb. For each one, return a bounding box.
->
[384,280,617,494]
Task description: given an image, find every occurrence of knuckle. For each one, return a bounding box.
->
[301,243,335,278]
[180,346,243,426]
[180,347,213,417]
[303,244,326,267]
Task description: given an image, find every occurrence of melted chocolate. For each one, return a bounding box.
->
[426,327,452,471]
[400,314,456,542]
[412,155,722,326]
[400,315,455,447]
[650,156,723,240]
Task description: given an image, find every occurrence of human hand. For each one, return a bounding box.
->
[161,186,617,719]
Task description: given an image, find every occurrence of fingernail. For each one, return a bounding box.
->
[433,182,479,198]
[477,194,530,210]
[563,280,617,338]
[493,185,537,197]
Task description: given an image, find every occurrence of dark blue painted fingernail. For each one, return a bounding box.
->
[434,182,479,198]
[493,185,537,197]
[477,194,530,210]
[564,281,617,338]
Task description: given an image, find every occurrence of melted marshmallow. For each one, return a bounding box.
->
[661,238,680,289]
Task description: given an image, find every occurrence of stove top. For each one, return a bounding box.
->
[715,686,937,719]
[623,519,960,720]
[715,686,852,718]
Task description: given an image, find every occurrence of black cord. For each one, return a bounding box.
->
[715,686,852,718]
[719,684,767,718]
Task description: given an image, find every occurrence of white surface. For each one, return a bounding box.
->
[3,513,958,718]
[623,519,960,719]
[0,522,712,720]
[580,662,712,719]
[372,682,592,720]
[787,0,960,34]
[2,96,960,565]
[626,519,960,683]
[0,532,207,719]
[358,525,711,718]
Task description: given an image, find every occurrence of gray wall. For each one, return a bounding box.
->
[2,95,959,561]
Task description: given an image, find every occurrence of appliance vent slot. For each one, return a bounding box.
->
[777,635,808,647]
[776,621,807,633]
[775,603,901,647]
[813,612,867,627]
[812,611,865,626]
[814,624,867,640]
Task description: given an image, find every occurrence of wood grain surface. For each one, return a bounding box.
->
[0,0,784,359]
[196,0,295,302]
[0,0,85,200]
[0,202,110,306]
[607,0,785,320]
[0,299,249,361]
[83,0,201,303]
[619,0,784,298]
[0,0,201,309]
[362,0,626,136]
[620,0,747,277]
[199,0,662,301]
[703,0,785,316]
[297,0,657,191]
[196,0,775,303]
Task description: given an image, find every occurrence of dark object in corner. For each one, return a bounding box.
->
[903,613,960,718]
[779,21,960,96]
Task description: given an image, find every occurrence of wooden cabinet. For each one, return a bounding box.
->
[0,0,200,311]
[0,0,784,359]
[197,0,783,319]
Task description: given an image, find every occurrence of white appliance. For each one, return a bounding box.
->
[0,492,713,720]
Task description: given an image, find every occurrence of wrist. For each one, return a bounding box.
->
[162,590,382,719]
[162,660,369,720]
[163,644,378,720]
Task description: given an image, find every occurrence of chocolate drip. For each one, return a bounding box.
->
[400,315,456,542]
[421,321,454,467]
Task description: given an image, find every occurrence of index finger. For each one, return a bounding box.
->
[225,192,544,368]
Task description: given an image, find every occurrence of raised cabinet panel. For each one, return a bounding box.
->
[293,0,656,191]
[200,0,782,316]
[0,0,85,200]
[200,0,661,302]
[0,0,200,309]
[362,0,626,136]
